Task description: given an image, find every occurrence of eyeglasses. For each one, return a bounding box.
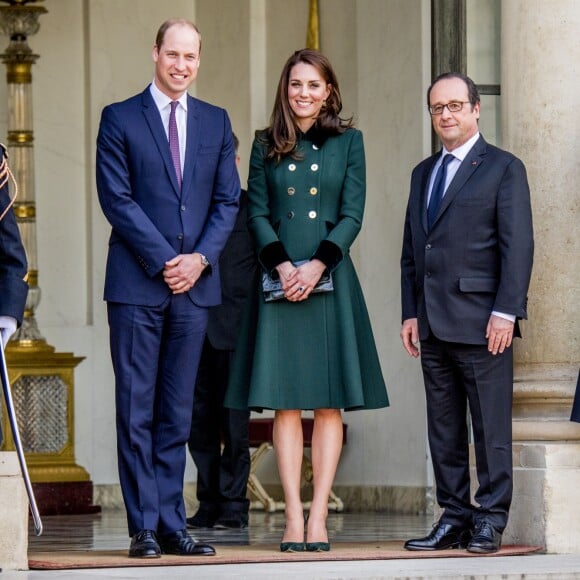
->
[428,101,471,116]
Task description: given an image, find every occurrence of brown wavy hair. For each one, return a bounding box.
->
[263,48,353,160]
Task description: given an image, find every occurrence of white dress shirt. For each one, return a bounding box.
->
[427,132,480,205]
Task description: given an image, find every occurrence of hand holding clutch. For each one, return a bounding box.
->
[262,260,333,302]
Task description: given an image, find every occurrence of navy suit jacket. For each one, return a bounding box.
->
[0,145,28,325]
[401,136,534,345]
[96,87,240,307]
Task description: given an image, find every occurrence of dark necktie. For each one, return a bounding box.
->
[169,101,182,189]
[427,153,453,229]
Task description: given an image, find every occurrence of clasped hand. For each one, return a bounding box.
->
[276,259,326,302]
[163,253,205,294]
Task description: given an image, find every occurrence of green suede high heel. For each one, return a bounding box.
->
[305,513,330,551]
[281,512,307,552]
[280,541,306,552]
[305,541,330,552]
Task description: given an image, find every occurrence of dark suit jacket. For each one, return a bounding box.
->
[96,87,240,307]
[0,145,28,325]
[206,190,257,351]
[401,135,534,345]
[571,369,580,423]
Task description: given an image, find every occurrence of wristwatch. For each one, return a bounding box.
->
[199,253,209,267]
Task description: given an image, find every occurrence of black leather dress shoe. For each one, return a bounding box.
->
[186,509,219,529]
[159,529,216,556]
[404,522,472,551]
[467,521,502,553]
[213,512,249,530]
[129,529,161,558]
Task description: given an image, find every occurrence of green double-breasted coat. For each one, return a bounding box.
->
[225,128,389,411]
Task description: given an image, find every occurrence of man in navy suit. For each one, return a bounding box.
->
[0,144,28,446]
[96,19,240,558]
[400,73,533,554]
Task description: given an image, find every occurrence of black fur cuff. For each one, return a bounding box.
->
[259,241,291,274]
[311,240,342,270]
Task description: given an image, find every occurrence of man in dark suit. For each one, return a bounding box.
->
[400,72,534,554]
[187,134,256,530]
[96,19,240,559]
[571,369,580,423]
[0,144,28,446]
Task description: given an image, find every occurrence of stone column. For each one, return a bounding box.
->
[501,0,580,553]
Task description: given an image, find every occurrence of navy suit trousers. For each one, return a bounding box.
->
[108,294,208,536]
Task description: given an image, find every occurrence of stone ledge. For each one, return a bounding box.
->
[506,443,580,553]
[514,442,580,468]
[513,421,580,441]
[0,451,20,476]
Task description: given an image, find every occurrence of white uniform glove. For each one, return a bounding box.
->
[0,316,17,348]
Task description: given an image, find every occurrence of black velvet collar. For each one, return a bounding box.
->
[299,124,329,149]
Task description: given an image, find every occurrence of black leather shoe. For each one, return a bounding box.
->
[129,529,161,558]
[159,529,216,556]
[213,513,249,530]
[186,508,219,529]
[467,521,502,553]
[404,522,472,551]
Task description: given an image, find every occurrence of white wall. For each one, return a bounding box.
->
[1,0,431,495]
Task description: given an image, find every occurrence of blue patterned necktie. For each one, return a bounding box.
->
[169,101,182,189]
[427,153,454,230]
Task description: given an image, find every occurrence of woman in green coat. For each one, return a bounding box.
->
[226,49,388,552]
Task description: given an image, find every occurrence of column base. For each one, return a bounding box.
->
[504,442,580,553]
[0,452,28,571]
[32,481,101,515]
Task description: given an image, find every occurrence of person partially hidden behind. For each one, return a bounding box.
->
[400,72,534,554]
[186,134,255,530]
[96,19,240,558]
[0,143,28,447]
[571,369,580,423]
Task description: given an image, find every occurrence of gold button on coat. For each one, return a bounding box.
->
[308,210,317,219]
[287,187,295,195]
[309,187,318,195]
[310,163,319,171]
[288,163,296,171]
